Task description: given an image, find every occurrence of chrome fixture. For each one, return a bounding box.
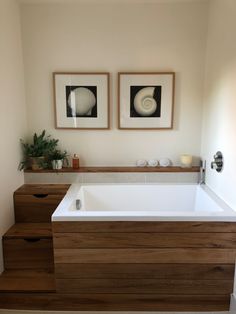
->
[76,199,82,210]
[200,160,206,184]
[211,151,223,173]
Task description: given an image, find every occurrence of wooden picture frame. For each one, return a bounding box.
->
[53,72,110,130]
[118,72,175,130]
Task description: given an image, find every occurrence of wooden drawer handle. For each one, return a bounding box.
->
[33,194,49,198]
[23,238,41,243]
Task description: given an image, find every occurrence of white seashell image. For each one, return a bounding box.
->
[68,87,96,116]
[134,87,157,117]
[136,159,147,167]
[147,159,159,167]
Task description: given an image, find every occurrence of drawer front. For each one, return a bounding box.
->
[3,238,54,270]
[14,195,64,222]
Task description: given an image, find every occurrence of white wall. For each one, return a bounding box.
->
[201,0,236,209]
[0,0,27,272]
[20,1,209,166]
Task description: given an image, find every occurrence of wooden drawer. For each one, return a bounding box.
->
[14,194,64,223]
[14,184,70,223]
[3,238,54,270]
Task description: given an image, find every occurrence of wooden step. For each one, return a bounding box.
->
[14,184,70,223]
[0,270,56,293]
[3,223,52,239]
[14,184,70,195]
[3,223,54,270]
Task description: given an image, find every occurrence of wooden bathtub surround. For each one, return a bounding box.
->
[0,183,235,311]
[53,221,236,311]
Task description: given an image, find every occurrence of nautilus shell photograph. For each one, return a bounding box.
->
[118,72,174,129]
[66,85,97,118]
[130,85,162,118]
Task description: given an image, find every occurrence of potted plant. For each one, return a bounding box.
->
[49,149,69,170]
[19,130,59,170]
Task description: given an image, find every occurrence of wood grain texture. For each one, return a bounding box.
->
[24,166,200,173]
[14,184,70,195]
[3,223,52,239]
[0,270,55,292]
[0,293,229,311]
[54,248,236,264]
[0,269,54,277]
[14,195,64,223]
[53,220,236,311]
[3,238,54,270]
[56,278,233,294]
[53,221,236,233]
[55,263,235,280]
[53,232,236,248]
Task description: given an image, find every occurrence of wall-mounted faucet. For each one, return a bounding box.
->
[211,151,223,173]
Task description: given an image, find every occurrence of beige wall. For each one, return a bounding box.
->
[0,0,27,272]
[201,0,236,209]
[20,1,209,166]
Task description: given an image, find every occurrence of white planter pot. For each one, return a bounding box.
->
[52,159,63,170]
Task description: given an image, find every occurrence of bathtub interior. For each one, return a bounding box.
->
[68,184,227,214]
[75,184,196,213]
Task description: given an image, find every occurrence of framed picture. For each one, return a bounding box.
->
[53,72,110,129]
[118,72,175,129]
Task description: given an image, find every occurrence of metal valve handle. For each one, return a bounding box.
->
[211,151,223,173]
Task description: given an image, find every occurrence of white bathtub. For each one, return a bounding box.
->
[52,183,236,221]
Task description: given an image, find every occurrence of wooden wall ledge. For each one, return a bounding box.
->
[24,166,200,173]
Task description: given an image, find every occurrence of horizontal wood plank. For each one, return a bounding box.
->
[0,270,55,293]
[1,269,54,277]
[14,184,70,195]
[55,263,235,279]
[53,232,236,248]
[53,221,236,233]
[54,248,236,264]
[4,223,52,239]
[24,166,200,173]
[56,278,233,294]
[0,293,229,311]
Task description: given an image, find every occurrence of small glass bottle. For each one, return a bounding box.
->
[72,154,80,169]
